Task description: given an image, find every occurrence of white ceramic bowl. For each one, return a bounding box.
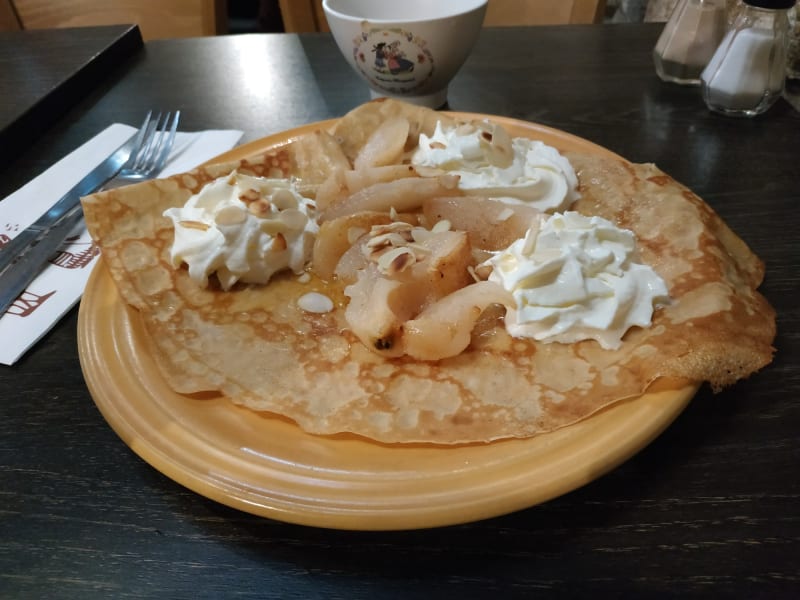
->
[322,0,488,108]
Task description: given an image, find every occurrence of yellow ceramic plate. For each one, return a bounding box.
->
[78,114,699,531]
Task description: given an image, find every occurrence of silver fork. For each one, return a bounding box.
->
[0,110,180,316]
[107,110,180,187]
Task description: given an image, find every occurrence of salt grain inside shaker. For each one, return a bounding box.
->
[654,0,729,85]
[701,0,796,116]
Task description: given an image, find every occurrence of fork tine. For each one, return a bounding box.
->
[122,110,153,169]
[129,111,162,171]
[142,112,169,171]
[149,110,180,175]
[131,110,153,152]
[109,110,180,186]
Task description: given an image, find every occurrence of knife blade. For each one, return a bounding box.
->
[0,132,137,316]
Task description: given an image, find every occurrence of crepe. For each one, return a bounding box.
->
[81,100,776,444]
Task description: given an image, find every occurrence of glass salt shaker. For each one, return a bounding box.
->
[784,5,800,109]
[727,0,744,25]
[701,0,796,116]
[653,0,729,85]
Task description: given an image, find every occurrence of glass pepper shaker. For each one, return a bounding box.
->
[653,0,729,85]
[701,0,796,116]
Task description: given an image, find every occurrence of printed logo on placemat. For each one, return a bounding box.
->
[50,235,99,270]
[0,230,98,318]
[6,290,56,317]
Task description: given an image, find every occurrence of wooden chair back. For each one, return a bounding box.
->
[485,0,606,26]
[279,0,606,33]
[0,0,21,30]
[3,0,227,40]
[280,0,328,33]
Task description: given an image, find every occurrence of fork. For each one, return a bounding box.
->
[106,110,181,187]
[0,110,180,316]
[27,109,180,243]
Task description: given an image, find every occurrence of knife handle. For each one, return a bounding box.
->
[0,205,84,317]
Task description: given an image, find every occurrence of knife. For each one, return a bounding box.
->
[0,133,137,316]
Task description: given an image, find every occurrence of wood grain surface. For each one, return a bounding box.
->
[0,24,798,599]
[11,0,226,40]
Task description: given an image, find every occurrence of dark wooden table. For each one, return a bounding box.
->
[1,24,798,598]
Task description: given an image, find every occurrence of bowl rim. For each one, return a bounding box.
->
[322,0,488,24]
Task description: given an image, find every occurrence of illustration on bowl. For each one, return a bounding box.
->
[353,26,435,95]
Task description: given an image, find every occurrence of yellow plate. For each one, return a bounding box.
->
[78,114,699,531]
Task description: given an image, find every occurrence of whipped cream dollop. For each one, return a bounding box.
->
[486,212,669,349]
[411,121,580,212]
[163,171,318,290]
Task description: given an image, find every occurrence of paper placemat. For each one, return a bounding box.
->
[0,124,243,365]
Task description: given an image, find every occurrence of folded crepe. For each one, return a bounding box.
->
[81,100,776,444]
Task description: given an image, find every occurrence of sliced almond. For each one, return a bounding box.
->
[214,206,247,226]
[376,246,416,276]
[239,188,261,204]
[278,208,308,230]
[178,220,210,231]
[271,188,298,210]
[248,199,272,217]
